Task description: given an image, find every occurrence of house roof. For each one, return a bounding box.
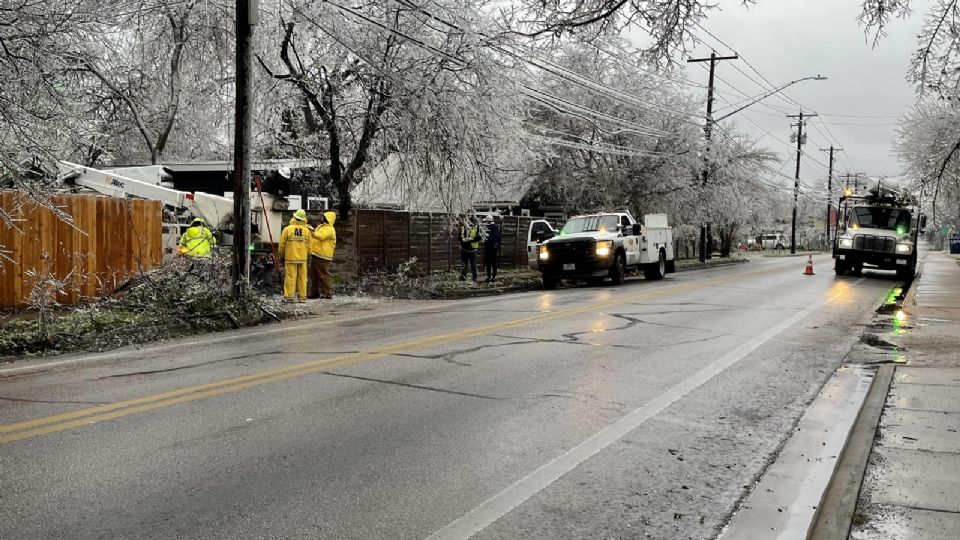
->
[353,154,535,212]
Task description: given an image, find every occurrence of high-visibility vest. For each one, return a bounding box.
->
[179,226,215,258]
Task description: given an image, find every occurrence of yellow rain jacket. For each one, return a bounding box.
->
[278,217,311,263]
[310,211,337,260]
[179,222,216,258]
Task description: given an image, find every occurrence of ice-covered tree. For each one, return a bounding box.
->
[256,0,529,215]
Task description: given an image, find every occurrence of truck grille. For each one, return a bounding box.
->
[853,234,895,253]
[547,240,594,261]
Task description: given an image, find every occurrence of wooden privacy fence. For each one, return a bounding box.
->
[0,191,163,309]
[337,209,534,276]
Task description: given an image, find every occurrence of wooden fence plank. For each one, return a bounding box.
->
[0,192,162,309]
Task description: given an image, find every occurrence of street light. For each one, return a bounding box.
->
[697,74,826,261]
[712,75,828,123]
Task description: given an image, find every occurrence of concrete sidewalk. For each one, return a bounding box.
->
[850,249,960,539]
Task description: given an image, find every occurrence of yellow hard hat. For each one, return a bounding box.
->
[294,209,307,221]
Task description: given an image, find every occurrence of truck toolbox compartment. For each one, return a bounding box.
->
[644,213,668,228]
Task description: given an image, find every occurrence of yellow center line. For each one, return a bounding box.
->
[0,265,788,444]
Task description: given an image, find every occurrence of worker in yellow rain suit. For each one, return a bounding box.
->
[178,217,216,258]
[308,211,337,299]
[278,209,311,302]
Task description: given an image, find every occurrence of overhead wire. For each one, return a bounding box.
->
[389,0,706,126]
[289,0,826,197]
[703,67,833,174]
[289,0,680,143]
[691,23,865,175]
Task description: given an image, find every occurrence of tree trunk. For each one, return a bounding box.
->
[336,177,352,217]
[718,223,738,258]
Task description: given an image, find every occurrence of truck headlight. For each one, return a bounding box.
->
[838,238,853,249]
[596,240,612,257]
[538,245,549,260]
[896,243,913,254]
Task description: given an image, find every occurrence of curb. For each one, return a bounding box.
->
[437,285,535,299]
[807,363,895,539]
[901,254,925,309]
[442,259,751,297]
[674,259,749,272]
[808,273,919,538]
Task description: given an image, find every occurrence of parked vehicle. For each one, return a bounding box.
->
[536,212,675,290]
[759,233,789,250]
[833,180,925,280]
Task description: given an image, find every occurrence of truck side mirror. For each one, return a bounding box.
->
[535,230,554,243]
[919,214,927,232]
[632,223,642,236]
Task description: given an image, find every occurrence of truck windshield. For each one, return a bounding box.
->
[561,215,619,234]
[849,207,911,233]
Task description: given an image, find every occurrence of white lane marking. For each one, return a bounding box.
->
[427,278,864,540]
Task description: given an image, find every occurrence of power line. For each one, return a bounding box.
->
[693,26,864,175]
[707,80,832,173]
[386,0,705,127]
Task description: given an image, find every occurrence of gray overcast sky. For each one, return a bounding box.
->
[663,0,930,185]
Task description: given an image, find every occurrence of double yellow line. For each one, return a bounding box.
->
[0,266,780,445]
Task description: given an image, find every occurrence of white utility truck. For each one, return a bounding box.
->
[536,212,675,289]
[833,178,926,280]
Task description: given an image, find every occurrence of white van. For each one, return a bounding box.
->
[760,233,789,250]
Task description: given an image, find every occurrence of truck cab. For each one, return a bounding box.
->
[536,212,675,289]
[833,183,925,280]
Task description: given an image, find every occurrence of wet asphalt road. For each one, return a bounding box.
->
[0,255,900,539]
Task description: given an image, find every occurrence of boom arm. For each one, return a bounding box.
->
[57,161,234,228]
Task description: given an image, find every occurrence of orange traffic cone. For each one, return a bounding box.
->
[803,255,815,276]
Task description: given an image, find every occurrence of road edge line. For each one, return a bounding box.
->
[807,363,894,540]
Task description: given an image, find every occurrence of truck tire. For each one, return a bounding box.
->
[644,250,666,280]
[896,264,916,281]
[610,252,626,285]
[543,276,558,290]
[835,260,847,276]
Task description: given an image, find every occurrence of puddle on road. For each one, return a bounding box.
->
[849,286,914,365]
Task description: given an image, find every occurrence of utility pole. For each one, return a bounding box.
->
[820,146,841,246]
[232,0,258,298]
[688,52,738,262]
[787,111,817,254]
